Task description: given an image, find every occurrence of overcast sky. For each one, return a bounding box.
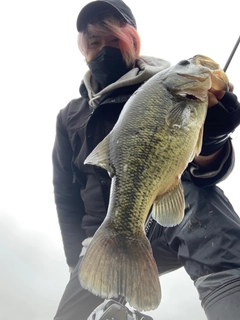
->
[0,1,239,319]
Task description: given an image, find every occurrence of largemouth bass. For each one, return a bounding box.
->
[78,55,228,311]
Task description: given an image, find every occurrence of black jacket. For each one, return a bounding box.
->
[53,82,240,268]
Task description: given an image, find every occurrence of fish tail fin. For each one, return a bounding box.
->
[153,180,185,227]
[78,223,161,311]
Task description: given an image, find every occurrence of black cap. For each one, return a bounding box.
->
[76,0,137,32]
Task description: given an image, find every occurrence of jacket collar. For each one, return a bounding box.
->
[80,55,170,110]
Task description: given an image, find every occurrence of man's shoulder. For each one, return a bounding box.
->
[137,55,171,74]
[64,96,88,113]
[59,96,90,131]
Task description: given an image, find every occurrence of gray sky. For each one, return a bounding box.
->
[0,0,239,319]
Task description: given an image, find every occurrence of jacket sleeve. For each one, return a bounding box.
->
[187,92,240,187]
[52,107,87,268]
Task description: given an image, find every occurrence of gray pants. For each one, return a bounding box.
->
[54,181,240,320]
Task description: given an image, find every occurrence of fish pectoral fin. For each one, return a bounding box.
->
[84,134,115,177]
[166,102,191,129]
[152,181,185,227]
[78,223,161,311]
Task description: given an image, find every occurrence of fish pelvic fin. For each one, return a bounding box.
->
[152,180,185,227]
[78,224,161,311]
[84,134,115,177]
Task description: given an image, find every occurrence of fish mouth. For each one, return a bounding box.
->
[191,55,220,70]
[178,69,228,93]
[193,55,229,90]
[178,61,229,91]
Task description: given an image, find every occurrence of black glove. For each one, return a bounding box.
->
[201,92,240,156]
[87,299,154,320]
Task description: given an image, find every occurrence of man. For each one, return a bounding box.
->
[52,1,240,319]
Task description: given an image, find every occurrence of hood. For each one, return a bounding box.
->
[80,55,171,109]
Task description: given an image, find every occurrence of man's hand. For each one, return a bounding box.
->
[208,82,234,108]
[194,82,235,169]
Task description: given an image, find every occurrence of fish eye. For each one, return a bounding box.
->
[178,60,190,66]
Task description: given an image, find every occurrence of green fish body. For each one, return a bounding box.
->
[78,55,228,311]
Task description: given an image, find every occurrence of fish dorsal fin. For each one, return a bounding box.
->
[152,181,185,227]
[84,134,115,177]
[166,102,192,129]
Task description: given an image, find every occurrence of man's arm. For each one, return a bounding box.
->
[189,86,240,186]
[52,108,87,269]
[193,146,226,172]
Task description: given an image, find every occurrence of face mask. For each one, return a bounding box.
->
[87,46,132,87]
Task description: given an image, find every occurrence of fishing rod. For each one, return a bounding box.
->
[223,35,240,72]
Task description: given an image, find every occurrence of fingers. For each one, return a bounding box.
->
[208,91,219,108]
[208,87,225,102]
[208,81,234,108]
[228,82,234,92]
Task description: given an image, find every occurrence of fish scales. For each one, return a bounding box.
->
[78,55,229,311]
[110,88,193,224]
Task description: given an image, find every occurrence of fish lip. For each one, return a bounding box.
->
[176,72,210,82]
